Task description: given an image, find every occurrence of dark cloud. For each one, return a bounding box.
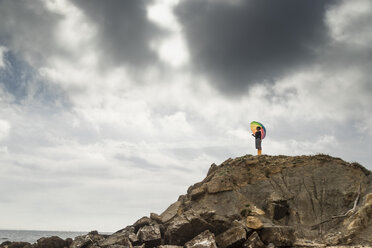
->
[74,0,164,68]
[0,0,62,66]
[176,0,336,94]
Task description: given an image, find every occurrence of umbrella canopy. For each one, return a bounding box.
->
[250,121,266,139]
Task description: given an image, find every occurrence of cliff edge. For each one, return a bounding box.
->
[2,154,372,248]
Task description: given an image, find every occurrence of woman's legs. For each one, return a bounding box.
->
[255,138,262,155]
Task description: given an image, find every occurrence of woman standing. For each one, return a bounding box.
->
[252,126,262,155]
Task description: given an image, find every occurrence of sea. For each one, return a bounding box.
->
[0,230,89,244]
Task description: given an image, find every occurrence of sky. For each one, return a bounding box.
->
[0,0,371,232]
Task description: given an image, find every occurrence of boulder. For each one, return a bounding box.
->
[114,226,138,244]
[137,225,161,247]
[35,236,68,248]
[184,230,217,248]
[65,238,73,247]
[206,178,234,194]
[70,232,106,248]
[249,206,265,216]
[0,242,31,248]
[243,232,265,248]
[259,226,295,247]
[150,213,162,224]
[245,216,263,230]
[164,210,212,245]
[133,217,152,232]
[199,212,233,235]
[160,201,181,223]
[70,236,92,248]
[215,225,247,248]
[190,186,206,200]
[0,241,12,247]
[99,233,133,248]
[207,163,218,176]
[266,243,275,248]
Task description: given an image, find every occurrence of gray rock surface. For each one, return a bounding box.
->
[243,232,265,248]
[34,236,69,248]
[181,155,372,244]
[137,225,161,247]
[160,201,181,223]
[98,233,132,248]
[184,230,217,248]
[215,226,247,248]
[164,210,213,245]
[259,226,295,247]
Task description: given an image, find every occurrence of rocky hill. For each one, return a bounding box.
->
[2,154,372,248]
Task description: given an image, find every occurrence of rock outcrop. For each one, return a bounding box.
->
[1,154,371,248]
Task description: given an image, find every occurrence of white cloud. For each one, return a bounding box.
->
[326,0,372,48]
[147,0,189,67]
[43,0,97,54]
[0,119,10,141]
[0,46,7,68]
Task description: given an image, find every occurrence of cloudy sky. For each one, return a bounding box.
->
[0,0,372,232]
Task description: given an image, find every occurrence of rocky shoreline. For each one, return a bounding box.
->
[2,155,371,248]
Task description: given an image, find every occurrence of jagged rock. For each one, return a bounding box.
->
[157,246,182,248]
[207,163,218,176]
[245,216,263,230]
[88,231,99,236]
[133,217,152,232]
[184,230,217,248]
[150,213,162,223]
[215,225,247,248]
[34,236,68,248]
[259,226,295,247]
[206,178,234,194]
[266,243,275,248]
[71,232,106,248]
[164,210,213,245]
[243,232,265,248]
[69,236,92,248]
[137,225,161,247]
[199,212,233,235]
[160,201,181,223]
[190,186,206,200]
[99,233,133,248]
[113,226,138,244]
[128,233,139,245]
[249,206,265,216]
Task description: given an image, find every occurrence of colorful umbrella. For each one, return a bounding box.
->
[250,121,266,139]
